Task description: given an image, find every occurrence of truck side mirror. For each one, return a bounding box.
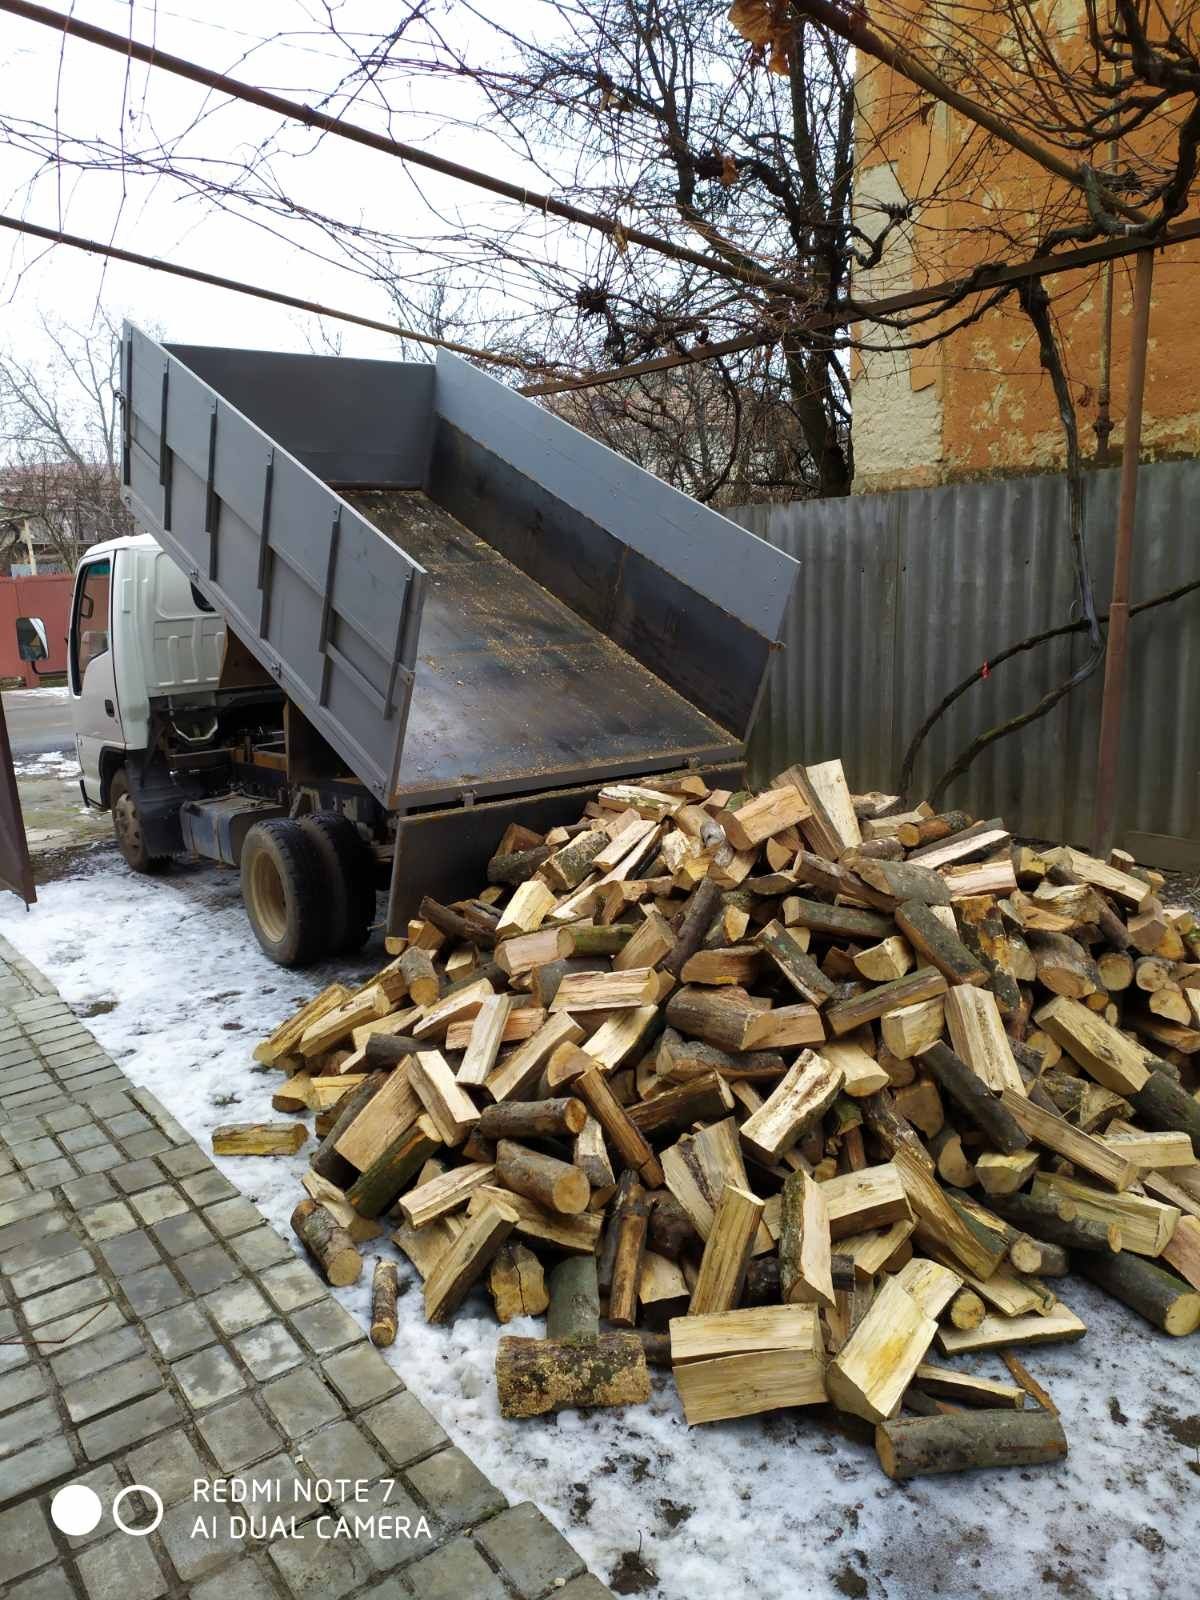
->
[15,616,49,664]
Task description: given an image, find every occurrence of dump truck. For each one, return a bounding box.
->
[33,324,798,965]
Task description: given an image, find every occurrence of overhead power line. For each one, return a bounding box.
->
[0,213,544,372]
[521,219,1200,395]
[2,209,1196,401]
[0,0,807,299]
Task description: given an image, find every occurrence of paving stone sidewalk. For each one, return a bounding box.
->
[0,935,613,1600]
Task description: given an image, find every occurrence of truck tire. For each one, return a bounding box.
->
[240,819,327,967]
[298,812,377,954]
[110,769,171,875]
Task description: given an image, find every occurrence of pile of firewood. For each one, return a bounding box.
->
[230,759,1200,1481]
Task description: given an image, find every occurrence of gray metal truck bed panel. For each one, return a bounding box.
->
[122,326,798,813]
[350,492,740,802]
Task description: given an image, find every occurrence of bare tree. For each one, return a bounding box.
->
[0,313,131,571]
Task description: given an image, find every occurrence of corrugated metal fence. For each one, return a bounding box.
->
[729,458,1200,866]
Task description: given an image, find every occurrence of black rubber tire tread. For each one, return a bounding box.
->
[298,811,377,955]
[109,768,171,875]
[240,818,328,968]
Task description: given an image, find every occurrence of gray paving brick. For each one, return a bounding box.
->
[34,1300,127,1351]
[60,1172,115,1209]
[261,1366,343,1438]
[127,1427,211,1505]
[405,1447,506,1530]
[63,1353,164,1423]
[7,1564,78,1600]
[0,1187,54,1228]
[79,1388,181,1460]
[0,1434,74,1506]
[151,1210,212,1257]
[43,1460,123,1549]
[361,1392,448,1469]
[23,1273,109,1329]
[159,1494,245,1581]
[78,1200,137,1240]
[158,1143,210,1178]
[82,1090,133,1120]
[190,1557,281,1600]
[405,1537,506,1600]
[0,1497,57,1584]
[172,1343,247,1409]
[268,1531,374,1600]
[0,1169,28,1202]
[227,1449,321,1521]
[42,1103,91,1132]
[24,1157,77,1190]
[73,1142,123,1174]
[203,1277,272,1336]
[10,1245,96,1299]
[203,1195,263,1237]
[0,1398,62,1461]
[289,1296,363,1355]
[259,1257,324,1312]
[98,1229,160,1274]
[233,1320,305,1381]
[230,1225,292,1272]
[301,1419,387,1483]
[182,1169,239,1205]
[144,1300,216,1359]
[0,1210,69,1266]
[197,1396,283,1472]
[122,1262,187,1317]
[171,1240,240,1296]
[323,1342,402,1410]
[337,1476,432,1572]
[57,1121,109,1152]
[9,1136,58,1168]
[556,1576,617,1600]
[120,1130,172,1159]
[103,1109,152,1139]
[128,1182,187,1224]
[0,1364,47,1415]
[76,1530,168,1600]
[49,1323,145,1386]
[476,1502,586,1598]
[109,1157,164,1193]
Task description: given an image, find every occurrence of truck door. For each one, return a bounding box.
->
[69,553,124,803]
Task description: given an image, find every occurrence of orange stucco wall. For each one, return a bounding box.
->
[850,3,1200,492]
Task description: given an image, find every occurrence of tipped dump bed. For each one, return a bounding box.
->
[121,325,799,811]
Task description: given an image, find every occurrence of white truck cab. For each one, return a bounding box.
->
[69,534,226,809]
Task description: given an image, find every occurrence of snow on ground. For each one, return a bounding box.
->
[4,686,70,701]
[2,847,1199,1600]
[13,749,85,783]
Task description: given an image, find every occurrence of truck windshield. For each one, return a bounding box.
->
[70,557,112,690]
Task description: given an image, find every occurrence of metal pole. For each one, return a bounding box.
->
[1092,248,1154,855]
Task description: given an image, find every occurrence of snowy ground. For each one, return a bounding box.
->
[2,837,1199,1600]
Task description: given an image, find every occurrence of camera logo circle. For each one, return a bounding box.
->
[112,1485,164,1536]
[50,1485,103,1536]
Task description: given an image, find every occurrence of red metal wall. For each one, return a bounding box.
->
[0,574,73,688]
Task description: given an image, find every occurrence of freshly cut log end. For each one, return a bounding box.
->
[496,1332,650,1418]
[290,1197,363,1287]
[1078,1252,1200,1336]
[214,1122,308,1157]
[370,1259,400,1346]
[495,1139,590,1216]
[875,1410,1068,1480]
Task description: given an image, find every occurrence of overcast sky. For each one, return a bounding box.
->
[0,0,564,367]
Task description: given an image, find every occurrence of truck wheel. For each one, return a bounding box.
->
[240,820,326,967]
[110,769,171,875]
[298,813,377,955]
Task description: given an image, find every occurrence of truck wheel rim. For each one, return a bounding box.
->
[114,795,141,856]
[248,853,288,944]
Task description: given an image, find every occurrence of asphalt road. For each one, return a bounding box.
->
[2,687,75,758]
